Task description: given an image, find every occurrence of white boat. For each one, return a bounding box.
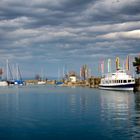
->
[0,81,8,86]
[99,69,135,91]
[37,81,46,85]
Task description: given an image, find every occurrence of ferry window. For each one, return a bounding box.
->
[128,80,131,83]
[124,80,127,83]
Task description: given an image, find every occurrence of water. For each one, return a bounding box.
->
[0,85,140,140]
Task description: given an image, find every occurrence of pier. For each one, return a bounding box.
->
[25,77,101,88]
[25,77,140,92]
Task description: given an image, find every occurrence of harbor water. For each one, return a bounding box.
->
[0,85,140,140]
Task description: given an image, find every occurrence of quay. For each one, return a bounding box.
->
[25,77,101,88]
[25,77,140,92]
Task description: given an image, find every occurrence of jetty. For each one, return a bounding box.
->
[25,77,140,92]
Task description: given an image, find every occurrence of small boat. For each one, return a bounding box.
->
[14,80,25,86]
[0,67,8,86]
[37,81,46,85]
[99,69,135,91]
[14,64,25,86]
[55,81,64,86]
[0,81,8,86]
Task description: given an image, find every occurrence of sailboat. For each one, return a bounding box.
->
[14,64,25,85]
[55,67,64,86]
[6,59,15,85]
[0,68,8,86]
[37,81,46,85]
[37,69,46,85]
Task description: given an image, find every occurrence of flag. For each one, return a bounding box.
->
[116,57,120,70]
[101,60,104,74]
[125,55,129,71]
[80,68,82,78]
[108,59,111,73]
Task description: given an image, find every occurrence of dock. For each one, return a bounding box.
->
[25,77,140,92]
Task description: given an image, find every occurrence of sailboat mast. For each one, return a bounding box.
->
[58,67,60,81]
[16,64,19,80]
[6,59,9,81]
[17,64,22,81]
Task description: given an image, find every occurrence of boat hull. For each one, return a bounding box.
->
[0,81,8,86]
[37,81,46,85]
[99,83,134,91]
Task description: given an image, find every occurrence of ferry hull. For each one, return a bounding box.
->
[99,84,134,91]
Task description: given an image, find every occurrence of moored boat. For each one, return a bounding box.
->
[37,81,46,85]
[0,81,8,86]
[55,81,64,86]
[99,69,135,91]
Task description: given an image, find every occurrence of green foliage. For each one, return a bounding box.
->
[133,57,140,74]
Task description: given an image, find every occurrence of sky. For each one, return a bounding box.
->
[0,0,140,79]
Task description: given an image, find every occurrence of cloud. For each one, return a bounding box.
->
[0,0,140,76]
[99,29,140,40]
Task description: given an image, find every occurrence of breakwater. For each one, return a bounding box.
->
[25,77,101,88]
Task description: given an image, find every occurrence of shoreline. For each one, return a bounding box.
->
[25,77,140,92]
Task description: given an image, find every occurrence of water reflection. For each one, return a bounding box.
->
[132,92,140,139]
[1,86,140,139]
[80,93,88,113]
[100,90,133,120]
[99,90,140,139]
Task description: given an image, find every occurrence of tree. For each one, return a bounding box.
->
[35,74,41,81]
[133,56,140,75]
[69,71,76,77]
[0,68,3,75]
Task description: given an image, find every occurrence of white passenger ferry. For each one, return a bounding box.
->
[99,69,135,91]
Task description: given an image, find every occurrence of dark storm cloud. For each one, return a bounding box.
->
[120,1,140,15]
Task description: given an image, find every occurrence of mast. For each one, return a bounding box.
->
[6,59,9,81]
[6,59,13,81]
[58,67,60,81]
[17,64,22,81]
[16,64,19,80]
